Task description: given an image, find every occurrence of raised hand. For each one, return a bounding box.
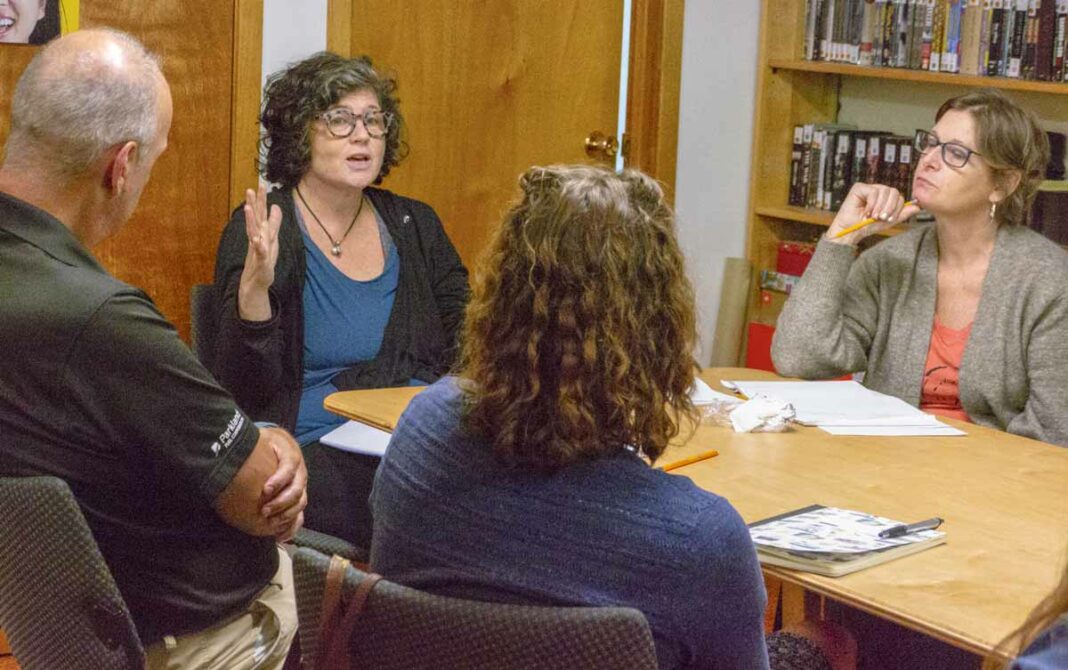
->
[826,183,921,246]
[237,183,282,321]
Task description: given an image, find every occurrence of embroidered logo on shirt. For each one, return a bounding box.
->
[212,410,246,456]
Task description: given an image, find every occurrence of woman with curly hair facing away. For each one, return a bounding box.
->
[211,53,468,551]
[369,165,772,669]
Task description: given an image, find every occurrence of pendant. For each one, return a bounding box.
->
[331,244,342,256]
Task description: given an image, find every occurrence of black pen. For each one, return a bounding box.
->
[878,517,944,539]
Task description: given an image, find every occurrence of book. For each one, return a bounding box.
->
[1056,0,1068,80]
[988,0,1007,74]
[920,0,938,67]
[931,0,947,69]
[790,125,805,206]
[1008,0,1029,76]
[960,0,985,74]
[943,0,965,71]
[749,504,947,577]
[1036,0,1057,78]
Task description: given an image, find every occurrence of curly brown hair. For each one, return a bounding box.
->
[936,89,1049,227]
[258,52,407,188]
[460,165,699,471]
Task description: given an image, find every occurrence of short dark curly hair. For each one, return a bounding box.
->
[258,52,406,188]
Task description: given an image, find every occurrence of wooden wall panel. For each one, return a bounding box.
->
[0,49,38,150]
[84,1,235,340]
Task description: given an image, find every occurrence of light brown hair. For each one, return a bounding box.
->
[460,165,699,470]
[936,89,1049,227]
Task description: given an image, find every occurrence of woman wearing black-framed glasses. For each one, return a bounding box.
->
[773,89,1068,448]
[211,52,469,550]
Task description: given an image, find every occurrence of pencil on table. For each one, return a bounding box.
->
[832,201,917,239]
[662,449,720,472]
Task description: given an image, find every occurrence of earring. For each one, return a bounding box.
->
[989,202,997,221]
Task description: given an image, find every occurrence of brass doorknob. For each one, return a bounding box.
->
[585,131,619,162]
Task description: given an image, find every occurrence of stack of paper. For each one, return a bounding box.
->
[721,380,964,436]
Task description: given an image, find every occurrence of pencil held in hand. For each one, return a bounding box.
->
[833,201,918,239]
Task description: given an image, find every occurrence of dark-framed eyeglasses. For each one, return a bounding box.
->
[913,129,981,168]
[318,108,393,139]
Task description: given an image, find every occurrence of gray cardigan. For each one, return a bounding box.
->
[771,224,1068,447]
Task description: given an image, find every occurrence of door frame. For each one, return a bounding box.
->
[230,0,265,208]
[323,0,684,203]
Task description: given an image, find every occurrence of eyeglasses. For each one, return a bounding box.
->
[318,108,393,139]
[913,129,981,168]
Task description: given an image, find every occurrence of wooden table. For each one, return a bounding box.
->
[325,368,1068,656]
[323,384,719,471]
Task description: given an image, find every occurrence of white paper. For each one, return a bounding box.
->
[821,425,965,436]
[319,420,393,456]
[690,378,739,405]
[722,380,961,436]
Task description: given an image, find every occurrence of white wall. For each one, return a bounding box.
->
[262,0,329,88]
[674,2,761,364]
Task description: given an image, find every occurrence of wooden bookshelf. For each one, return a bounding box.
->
[768,58,1068,95]
[742,0,1068,355]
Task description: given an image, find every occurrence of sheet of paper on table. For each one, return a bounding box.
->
[721,380,965,436]
[320,420,394,456]
[690,378,739,405]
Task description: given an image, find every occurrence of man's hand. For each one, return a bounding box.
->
[215,425,307,540]
[259,427,308,541]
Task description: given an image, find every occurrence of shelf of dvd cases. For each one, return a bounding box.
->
[767,58,1068,94]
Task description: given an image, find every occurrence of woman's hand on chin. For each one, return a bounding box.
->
[827,183,921,246]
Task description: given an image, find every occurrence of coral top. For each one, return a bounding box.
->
[920,319,973,423]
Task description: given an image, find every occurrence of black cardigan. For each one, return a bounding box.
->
[210,187,469,430]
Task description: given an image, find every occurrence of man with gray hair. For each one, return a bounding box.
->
[0,29,304,668]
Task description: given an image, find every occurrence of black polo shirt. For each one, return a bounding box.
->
[0,191,276,643]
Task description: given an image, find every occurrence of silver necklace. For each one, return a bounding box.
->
[296,186,364,256]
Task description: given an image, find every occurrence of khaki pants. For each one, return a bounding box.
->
[145,547,297,670]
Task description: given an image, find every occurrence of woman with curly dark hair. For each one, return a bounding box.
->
[211,52,468,550]
[368,165,777,669]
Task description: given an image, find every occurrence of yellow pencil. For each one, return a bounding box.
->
[832,200,917,239]
[661,449,720,472]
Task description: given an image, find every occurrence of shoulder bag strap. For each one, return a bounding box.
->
[316,555,351,670]
[317,571,385,670]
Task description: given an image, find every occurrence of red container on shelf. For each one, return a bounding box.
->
[776,241,816,276]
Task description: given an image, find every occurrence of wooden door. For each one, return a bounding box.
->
[338,2,626,266]
[0,1,258,341]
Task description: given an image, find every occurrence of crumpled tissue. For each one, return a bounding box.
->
[698,394,795,433]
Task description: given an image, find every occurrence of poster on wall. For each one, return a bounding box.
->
[1,0,79,46]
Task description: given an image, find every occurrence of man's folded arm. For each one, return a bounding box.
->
[214,426,307,541]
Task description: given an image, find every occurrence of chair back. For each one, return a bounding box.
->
[190,283,218,367]
[292,548,658,670]
[0,476,143,670]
